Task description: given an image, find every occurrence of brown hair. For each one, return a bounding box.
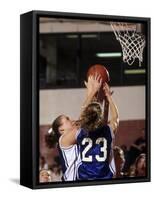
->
[45,115,65,148]
[52,115,65,136]
[80,102,103,132]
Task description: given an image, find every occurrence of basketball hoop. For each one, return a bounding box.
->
[110,22,146,66]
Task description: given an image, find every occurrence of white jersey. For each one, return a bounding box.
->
[58,130,81,181]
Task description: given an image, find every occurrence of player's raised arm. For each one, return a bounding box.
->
[103,83,119,134]
[81,74,102,109]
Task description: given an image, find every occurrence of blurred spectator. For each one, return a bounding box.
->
[54,156,61,166]
[132,128,146,153]
[45,133,57,149]
[50,164,62,182]
[39,169,51,183]
[120,145,128,159]
[39,156,48,170]
[135,153,146,177]
[127,165,136,177]
[123,129,146,173]
[113,146,125,178]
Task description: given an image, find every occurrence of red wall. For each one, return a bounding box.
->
[115,120,145,148]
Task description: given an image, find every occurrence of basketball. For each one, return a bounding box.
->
[87,64,110,102]
[87,64,110,83]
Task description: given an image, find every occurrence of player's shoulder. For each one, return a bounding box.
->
[96,124,111,133]
[76,128,88,141]
[95,124,113,139]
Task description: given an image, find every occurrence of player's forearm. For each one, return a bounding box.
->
[108,95,119,125]
[82,90,95,109]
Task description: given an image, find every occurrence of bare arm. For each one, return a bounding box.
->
[60,75,102,147]
[81,74,102,110]
[103,83,119,134]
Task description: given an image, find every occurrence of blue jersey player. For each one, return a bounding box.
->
[76,104,116,180]
[75,76,119,180]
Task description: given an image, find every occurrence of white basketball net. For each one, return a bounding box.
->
[110,22,146,66]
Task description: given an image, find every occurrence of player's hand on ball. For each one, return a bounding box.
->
[84,73,102,96]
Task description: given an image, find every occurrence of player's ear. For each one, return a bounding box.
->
[84,81,88,88]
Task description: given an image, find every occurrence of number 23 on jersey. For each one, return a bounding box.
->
[81,137,107,162]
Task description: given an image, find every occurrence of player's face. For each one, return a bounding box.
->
[58,116,74,135]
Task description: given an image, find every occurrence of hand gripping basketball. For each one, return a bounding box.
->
[87,64,110,102]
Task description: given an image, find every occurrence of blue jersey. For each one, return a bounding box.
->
[76,125,115,180]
